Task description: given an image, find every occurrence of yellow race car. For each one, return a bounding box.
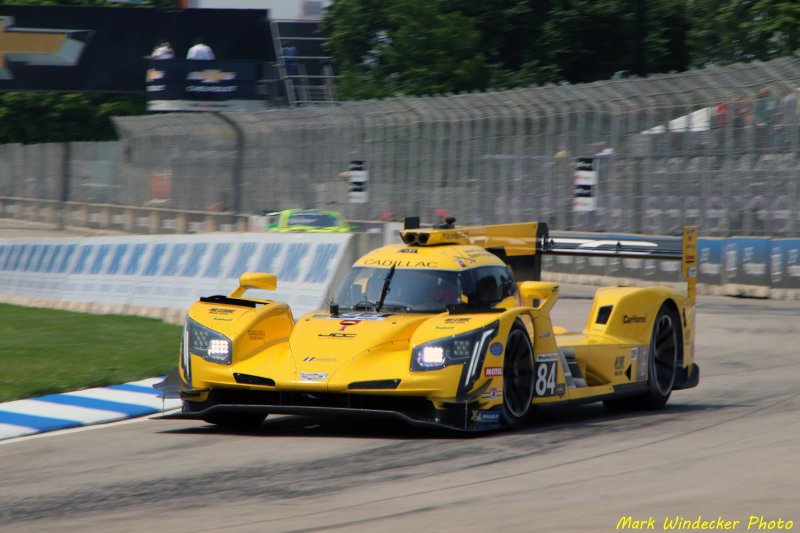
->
[159,218,699,431]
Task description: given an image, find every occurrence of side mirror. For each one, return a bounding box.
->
[228,272,277,298]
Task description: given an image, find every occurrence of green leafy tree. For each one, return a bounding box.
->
[322,0,488,98]
[689,0,800,66]
[0,93,145,143]
[322,0,692,93]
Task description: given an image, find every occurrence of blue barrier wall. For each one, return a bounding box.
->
[0,233,352,319]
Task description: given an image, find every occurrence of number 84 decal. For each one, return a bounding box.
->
[534,353,559,397]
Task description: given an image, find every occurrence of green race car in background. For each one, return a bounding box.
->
[250,209,353,233]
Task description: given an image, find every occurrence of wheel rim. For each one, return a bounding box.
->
[504,329,534,418]
[651,313,678,395]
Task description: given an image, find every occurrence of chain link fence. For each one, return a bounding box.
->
[3,57,800,237]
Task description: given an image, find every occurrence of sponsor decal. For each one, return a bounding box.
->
[209,308,236,315]
[485,367,503,377]
[453,256,477,268]
[248,329,264,340]
[631,346,639,361]
[185,84,237,94]
[539,331,551,338]
[439,231,467,241]
[303,356,336,362]
[434,326,455,330]
[481,387,502,400]
[362,259,438,268]
[313,313,390,321]
[212,317,233,322]
[623,314,646,324]
[445,317,471,323]
[489,342,504,356]
[473,410,501,422]
[536,352,559,362]
[318,332,356,339]
[299,372,328,381]
[614,355,625,376]
[397,248,418,254]
[338,319,361,331]
[556,383,566,397]
[636,346,649,380]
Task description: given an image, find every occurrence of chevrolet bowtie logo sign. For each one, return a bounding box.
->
[0,16,91,80]
[187,69,236,83]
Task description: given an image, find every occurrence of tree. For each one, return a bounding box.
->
[0,93,146,143]
[322,0,693,94]
[322,0,488,98]
[688,0,800,66]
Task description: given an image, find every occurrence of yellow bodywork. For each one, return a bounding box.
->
[173,222,699,431]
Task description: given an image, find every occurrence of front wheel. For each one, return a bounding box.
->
[502,324,535,427]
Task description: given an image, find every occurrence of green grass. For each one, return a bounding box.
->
[0,304,182,403]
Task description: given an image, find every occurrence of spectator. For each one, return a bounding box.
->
[780,88,799,126]
[281,41,297,76]
[151,40,174,59]
[711,99,730,129]
[186,37,215,60]
[779,88,800,148]
[754,87,777,126]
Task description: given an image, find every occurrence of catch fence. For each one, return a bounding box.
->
[3,57,800,237]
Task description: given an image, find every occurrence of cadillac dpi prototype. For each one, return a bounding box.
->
[159,219,699,431]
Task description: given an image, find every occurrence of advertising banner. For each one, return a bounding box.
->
[0,5,272,93]
[768,239,800,289]
[722,237,770,287]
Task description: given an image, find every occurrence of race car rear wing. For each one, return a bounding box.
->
[401,217,698,302]
[544,226,698,302]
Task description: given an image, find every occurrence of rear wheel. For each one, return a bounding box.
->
[605,303,681,410]
[502,324,535,427]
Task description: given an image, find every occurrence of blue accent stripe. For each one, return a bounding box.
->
[34,395,156,417]
[107,383,159,395]
[0,411,82,431]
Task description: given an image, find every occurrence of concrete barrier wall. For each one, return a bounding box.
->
[0,232,356,324]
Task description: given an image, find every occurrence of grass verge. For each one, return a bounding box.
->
[0,303,182,403]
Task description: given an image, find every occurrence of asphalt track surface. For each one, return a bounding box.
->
[1,219,798,532]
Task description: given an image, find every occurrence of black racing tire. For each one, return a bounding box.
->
[202,412,267,428]
[502,323,535,427]
[604,302,681,411]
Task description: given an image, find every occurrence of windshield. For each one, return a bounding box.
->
[333,265,517,313]
[288,213,341,228]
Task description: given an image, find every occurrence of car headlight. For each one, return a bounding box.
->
[411,321,499,373]
[186,317,232,365]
